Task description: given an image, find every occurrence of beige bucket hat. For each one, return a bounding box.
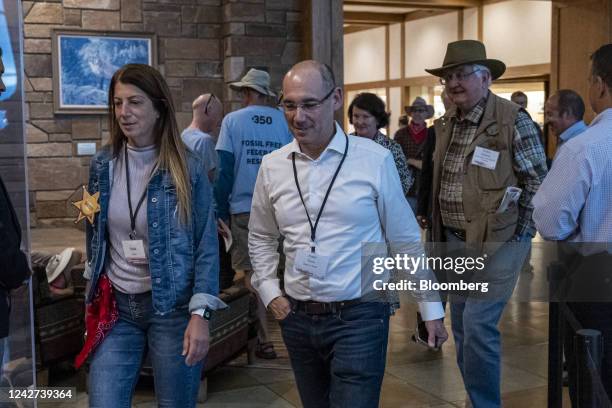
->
[229,68,276,97]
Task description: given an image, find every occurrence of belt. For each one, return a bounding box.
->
[446,227,466,241]
[288,297,362,315]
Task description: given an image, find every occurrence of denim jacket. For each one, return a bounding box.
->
[84,145,226,314]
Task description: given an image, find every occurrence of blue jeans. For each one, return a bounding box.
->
[280,300,390,408]
[88,291,202,408]
[446,231,530,407]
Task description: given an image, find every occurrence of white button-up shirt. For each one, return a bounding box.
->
[248,123,444,321]
[534,108,612,246]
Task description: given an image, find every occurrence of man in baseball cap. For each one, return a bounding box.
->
[214,68,292,359]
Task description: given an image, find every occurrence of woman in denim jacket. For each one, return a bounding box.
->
[83,64,224,407]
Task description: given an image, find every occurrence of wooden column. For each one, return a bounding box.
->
[458,9,464,40]
[303,0,344,122]
[303,0,344,83]
[477,4,483,42]
[548,0,612,154]
[551,0,612,120]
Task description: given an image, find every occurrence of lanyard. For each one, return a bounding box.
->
[292,133,349,253]
[125,143,149,240]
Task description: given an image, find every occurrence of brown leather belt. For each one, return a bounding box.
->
[446,227,466,241]
[288,297,362,315]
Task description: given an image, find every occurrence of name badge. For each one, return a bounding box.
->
[471,146,500,170]
[294,249,330,280]
[122,240,148,265]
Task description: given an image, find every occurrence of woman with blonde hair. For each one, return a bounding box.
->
[79,63,224,407]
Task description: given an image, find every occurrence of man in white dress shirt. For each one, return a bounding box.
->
[533,43,612,406]
[248,60,447,408]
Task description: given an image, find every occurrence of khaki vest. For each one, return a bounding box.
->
[431,93,520,249]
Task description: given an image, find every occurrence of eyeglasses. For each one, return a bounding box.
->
[439,69,481,85]
[203,93,218,114]
[279,87,336,113]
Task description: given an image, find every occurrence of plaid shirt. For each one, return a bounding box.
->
[394,126,426,161]
[440,96,548,236]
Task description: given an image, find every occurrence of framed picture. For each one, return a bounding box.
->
[52,30,156,114]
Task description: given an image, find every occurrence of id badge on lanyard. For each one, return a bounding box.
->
[122,239,148,265]
[291,132,349,279]
[123,143,150,265]
[294,249,330,280]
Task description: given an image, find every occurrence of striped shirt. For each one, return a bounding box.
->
[533,108,612,244]
[440,94,548,236]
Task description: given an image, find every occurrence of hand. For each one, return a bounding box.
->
[268,296,291,321]
[217,218,230,238]
[424,318,448,349]
[416,215,429,229]
[182,315,210,366]
[407,158,423,170]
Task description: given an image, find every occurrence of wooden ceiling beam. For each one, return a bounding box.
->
[344,0,480,8]
[344,24,385,34]
[403,9,453,22]
[344,1,462,10]
[344,11,406,24]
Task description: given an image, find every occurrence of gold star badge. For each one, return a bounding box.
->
[72,186,101,225]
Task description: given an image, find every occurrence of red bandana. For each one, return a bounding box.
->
[74,275,119,369]
[408,121,428,144]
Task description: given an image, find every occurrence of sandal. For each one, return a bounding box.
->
[255,341,277,359]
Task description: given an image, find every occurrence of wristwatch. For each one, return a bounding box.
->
[192,307,212,321]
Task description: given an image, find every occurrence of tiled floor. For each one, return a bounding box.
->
[31,228,570,407]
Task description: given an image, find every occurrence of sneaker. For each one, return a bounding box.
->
[45,248,81,297]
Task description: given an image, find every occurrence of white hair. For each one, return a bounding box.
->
[472,64,492,86]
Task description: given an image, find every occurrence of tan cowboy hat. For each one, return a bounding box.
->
[405,97,434,119]
[425,40,506,80]
[229,68,276,97]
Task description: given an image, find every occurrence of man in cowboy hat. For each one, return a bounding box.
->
[214,68,292,359]
[394,96,435,213]
[426,40,548,406]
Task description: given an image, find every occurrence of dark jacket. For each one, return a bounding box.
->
[416,127,436,218]
[0,175,30,338]
[394,125,433,197]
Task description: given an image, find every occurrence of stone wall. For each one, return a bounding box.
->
[22,0,303,227]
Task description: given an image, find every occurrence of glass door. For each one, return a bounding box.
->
[0,0,36,399]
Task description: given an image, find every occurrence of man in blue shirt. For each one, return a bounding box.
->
[544,89,587,153]
[182,93,223,182]
[214,68,292,359]
[534,43,612,406]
